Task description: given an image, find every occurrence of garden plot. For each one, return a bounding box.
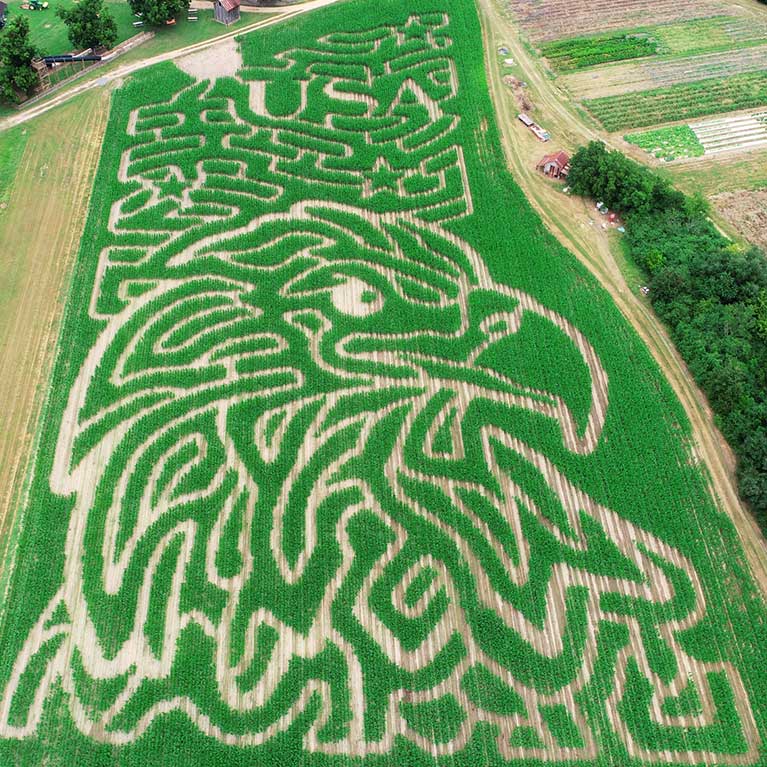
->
[0,1,766,765]
[509,0,726,42]
[652,15,767,55]
[626,112,767,161]
[585,71,767,131]
[540,16,767,73]
[691,112,767,155]
[625,125,704,161]
[561,43,767,100]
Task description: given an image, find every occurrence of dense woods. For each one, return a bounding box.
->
[0,17,37,102]
[569,141,767,531]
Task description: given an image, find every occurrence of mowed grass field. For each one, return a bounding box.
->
[0,1,766,765]
[0,1,251,58]
[0,89,110,594]
[4,0,138,54]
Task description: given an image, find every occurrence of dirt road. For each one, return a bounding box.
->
[0,0,341,136]
[475,0,767,591]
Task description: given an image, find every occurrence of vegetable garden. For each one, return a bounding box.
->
[625,125,704,161]
[585,71,767,131]
[0,0,765,765]
[540,33,657,71]
[539,16,767,73]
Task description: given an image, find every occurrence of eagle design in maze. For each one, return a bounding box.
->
[0,12,760,763]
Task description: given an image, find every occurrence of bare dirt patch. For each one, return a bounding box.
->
[176,36,243,80]
[711,189,767,251]
[509,0,727,42]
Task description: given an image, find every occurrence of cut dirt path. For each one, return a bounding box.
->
[0,0,341,136]
[0,89,111,591]
[0,0,342,589]
[476,0,767,594]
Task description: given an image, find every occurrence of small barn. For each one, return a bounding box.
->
[536,150,570,179]
[214,0,240,25]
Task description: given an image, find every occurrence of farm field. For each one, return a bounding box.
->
[663,147,767,195]
[561,44,767,101]
[625,125,704,161]
[651,15,767,57]
[540,16,767,72]
[712,189,767,251]
[509,0,728,42]
[626,112,767,162]
[0,1,766,766]
[0,89,110,598]
[584,71,767,132]
[515,0,767,136]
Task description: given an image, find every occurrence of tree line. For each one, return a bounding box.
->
[0,0,190,102]
[568,141,767,532]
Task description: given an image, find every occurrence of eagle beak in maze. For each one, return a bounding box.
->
[0,204,609,738]
[5,201,747,759]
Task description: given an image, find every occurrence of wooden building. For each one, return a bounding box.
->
[536,150,570,179]
[214,0,240,25]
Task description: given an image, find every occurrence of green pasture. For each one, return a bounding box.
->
[3,0,137,54]
[0,0,243,58]
[0,124,29,209]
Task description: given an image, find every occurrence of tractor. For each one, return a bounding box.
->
[28,0,49,10]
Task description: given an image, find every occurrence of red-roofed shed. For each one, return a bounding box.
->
[215,0,240,24]
[536,151,570,179]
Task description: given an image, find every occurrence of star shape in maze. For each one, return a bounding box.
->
[398,15,430,41]
[362,158,404,196]
[156,175,186,201]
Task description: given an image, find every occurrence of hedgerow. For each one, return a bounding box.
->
[568,140,767,532]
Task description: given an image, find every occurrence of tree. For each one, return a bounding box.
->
[0,16,38,103]
[128,0,189,27]
[57,0,117,51]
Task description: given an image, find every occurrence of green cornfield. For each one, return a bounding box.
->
[0,0,765,765]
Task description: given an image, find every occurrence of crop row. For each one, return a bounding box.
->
[540,33,657,71]
[585,71,767,131]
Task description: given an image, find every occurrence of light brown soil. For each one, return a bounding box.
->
[176,36,243,80]
[711,189,767,251]
[0,89,111,582]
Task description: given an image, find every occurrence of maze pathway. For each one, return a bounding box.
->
[0,2,764,765]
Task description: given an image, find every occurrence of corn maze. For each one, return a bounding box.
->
[0,1,766,765]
